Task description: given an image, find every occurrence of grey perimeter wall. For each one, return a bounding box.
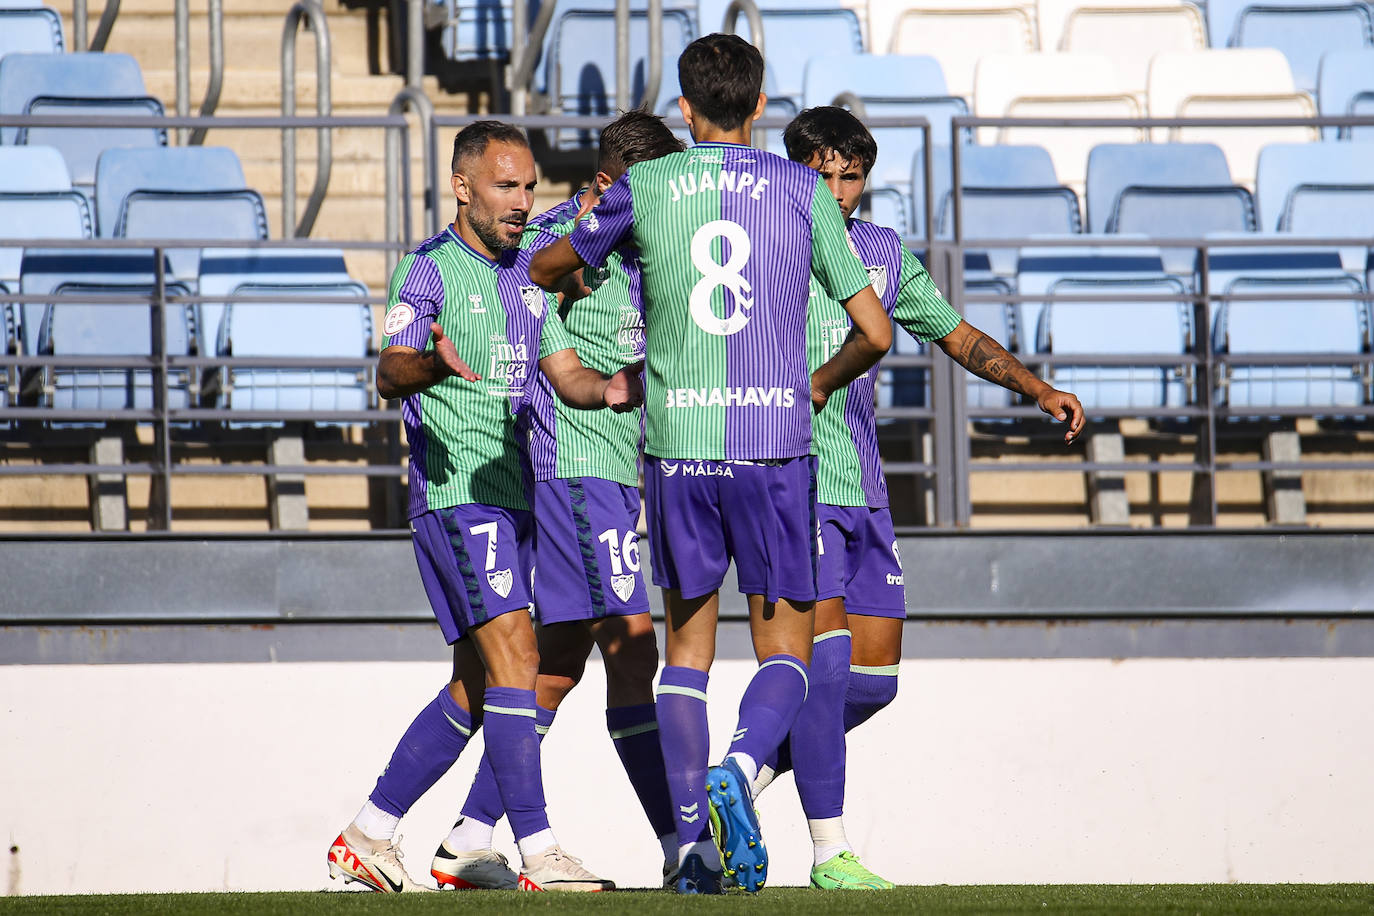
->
[3,531,1373,662]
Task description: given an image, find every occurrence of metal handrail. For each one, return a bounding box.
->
[722,0,765,57]
[508,0,562,115]
[386,87,433,268]
[73,0,120,52]
[188,0,226,146]
[406,0,424,90]
[281,0,333,238]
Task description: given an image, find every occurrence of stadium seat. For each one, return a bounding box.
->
[0,4,63,61]
[1225,2,1374,94]
[1317,49,1374,138]
[198,248,372,424]
[94,147,267,283]
[1107,186,1256,235]
[439,0,514,62]
[725,8,865,107]
[1059,4,1206,97]
[802,53,949,108]
[1254,141,1374,230]
[974,53,1143,188]
[1085,142,1234,234]
[861,187,913,237]
[963,277,1020,409]
[0,52,167,199]
[1147,49,1318,185]
[0,146,90,295]
[21,248,194,415]
[1214,275,1371,410]
[910,143,953,243]
[888,7,1035,98]
[1036,276,1194,409]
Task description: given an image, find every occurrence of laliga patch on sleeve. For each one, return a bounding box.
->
[383,302,416,336]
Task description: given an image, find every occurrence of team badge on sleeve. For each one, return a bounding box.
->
[383,302,416,336]
[866,264,888,298]
[520,286,545,318]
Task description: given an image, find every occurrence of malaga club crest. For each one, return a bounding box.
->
[611,573,636,603]
[487,567,514,599]
[866,264,888,299]
[520,285,545,318]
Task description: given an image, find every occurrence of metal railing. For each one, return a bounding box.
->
[178,0,225,147]
[72,0,120,53]
[722,0,766,55]
[281,0,333,239]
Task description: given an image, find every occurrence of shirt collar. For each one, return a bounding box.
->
[445,224,503,269]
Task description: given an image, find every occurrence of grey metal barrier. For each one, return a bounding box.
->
[181,0,225,147]
[72,0,120,53]
[282,0,333,239]
[722,0,765,56]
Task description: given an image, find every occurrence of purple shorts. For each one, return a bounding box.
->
[816,504,906,618]
[644,455,817,604]
[531,477,650,624]
[411,504,534,644]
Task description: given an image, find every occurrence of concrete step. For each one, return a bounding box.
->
[142,69,411,114]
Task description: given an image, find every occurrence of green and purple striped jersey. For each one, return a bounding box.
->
[808,219,962,507]
[520,190,643,487]
[568,142,872,460]
[382,227,572,517]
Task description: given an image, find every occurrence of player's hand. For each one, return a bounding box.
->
[557,269,594,307]
[1037,387,1085,445]
[604,361,645,412]
[430,322,480,381]
[811,384,830,414]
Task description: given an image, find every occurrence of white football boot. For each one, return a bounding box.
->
[327,825,434,893]
[517,845,615,892]
[431,839,519,890]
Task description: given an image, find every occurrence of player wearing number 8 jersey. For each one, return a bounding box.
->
[327,122,641,895]
[437,111,685,891]
[531,35,893,895]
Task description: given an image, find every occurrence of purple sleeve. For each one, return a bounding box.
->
[383,254,443,350]
[567,174,635,269]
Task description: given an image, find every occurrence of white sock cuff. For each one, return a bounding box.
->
[353,801,400,842]
[516,827,558,860]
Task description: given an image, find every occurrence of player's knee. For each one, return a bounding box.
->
[603,633,660,696]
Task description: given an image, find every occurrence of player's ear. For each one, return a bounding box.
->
[677,96,696,140]
[451,171,471,206]
[751,92,767,122]
[594,171,615,195]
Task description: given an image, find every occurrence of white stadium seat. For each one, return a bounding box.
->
[886,6,1036,97]
[1060,4,1206,97]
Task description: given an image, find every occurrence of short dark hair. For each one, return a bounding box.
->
[677,34,764,132]
[598,108,686,177]
[451,120,529,172]
[783,106,878,177]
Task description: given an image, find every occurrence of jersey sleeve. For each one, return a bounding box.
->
[381,252,443,350]
[538,306,575,359]
[808,175,874,303]
[567,174,635,269]
[892,246,963,343]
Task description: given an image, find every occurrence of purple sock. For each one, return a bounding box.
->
[727,654,809,773]
[606,702,676,839]
[843,666,899,732]
[788,632,851,820]
[656,666,711,845]
[458,705,556,827]
[369,686,473,817]
[481,687,550,843]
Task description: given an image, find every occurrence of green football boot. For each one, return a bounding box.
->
[809,851,896,890]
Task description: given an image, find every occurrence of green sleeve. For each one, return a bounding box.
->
[808,176,872,302]
[893,245,963,343]
[538,306,575,359]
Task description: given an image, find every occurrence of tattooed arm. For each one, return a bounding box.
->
[935,320,1086,444]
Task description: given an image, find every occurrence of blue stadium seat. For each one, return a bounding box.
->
[1317,49,1374,138]
[0,4,63,61]
[1225,2,1374,93]
[0,52,167,197]
[0,145,90,294]
[724,8,865,107]
[198,248,371,424]
[1105,186,1256,236]
[21,248,194,415]
[910,144,951,246]
[1214,275,1372,410]
[1037,277,1194,409]
[963,278,1019,410]
[94,147,267,282]
[1085,143,1234,235]
[1254,141,1374,230]
[860,187,912,238]
[802,53,949,108]
[1278,184,1374,236]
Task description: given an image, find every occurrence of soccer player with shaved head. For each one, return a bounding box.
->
[326,121,641,894]
[754,105,1083,890]
[530,35,893,894]
[434,109,687,891]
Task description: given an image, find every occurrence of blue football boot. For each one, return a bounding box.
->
[675,852,724,895]
[705,759,767,892]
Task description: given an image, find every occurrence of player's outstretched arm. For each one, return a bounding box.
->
[539,348,645,412]
[377,322,480,399]
[529,237,588,293]
[935,320,1085,444]
[811,285,894,412]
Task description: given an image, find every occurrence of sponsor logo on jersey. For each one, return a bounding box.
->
[487,567,514,598]
[468,293,486,313]
[610,573,636,603]
[659,460,734,479]
[866,264,888,298]
[667,169,770,202]
[382,302,415,336]
[663,387,796,409]
[583,212,600,233]
[486,335,529,398]
[616,305,645,359]
[520,285,545,318]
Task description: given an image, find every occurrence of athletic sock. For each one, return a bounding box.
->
[844,664,900,731]
[366,686,473,830]
[606,702,677,840]
[656,666,713,853]
[808,815,853,867]
[481,687,551,848]
[352,801,400,843]
[790,630,851,822]
[453,704,556,847]
[658,832,678,865]
[726,653,809,788]
[517,828,558,861]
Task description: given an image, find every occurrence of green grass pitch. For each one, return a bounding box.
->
[1,885,1371,915]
